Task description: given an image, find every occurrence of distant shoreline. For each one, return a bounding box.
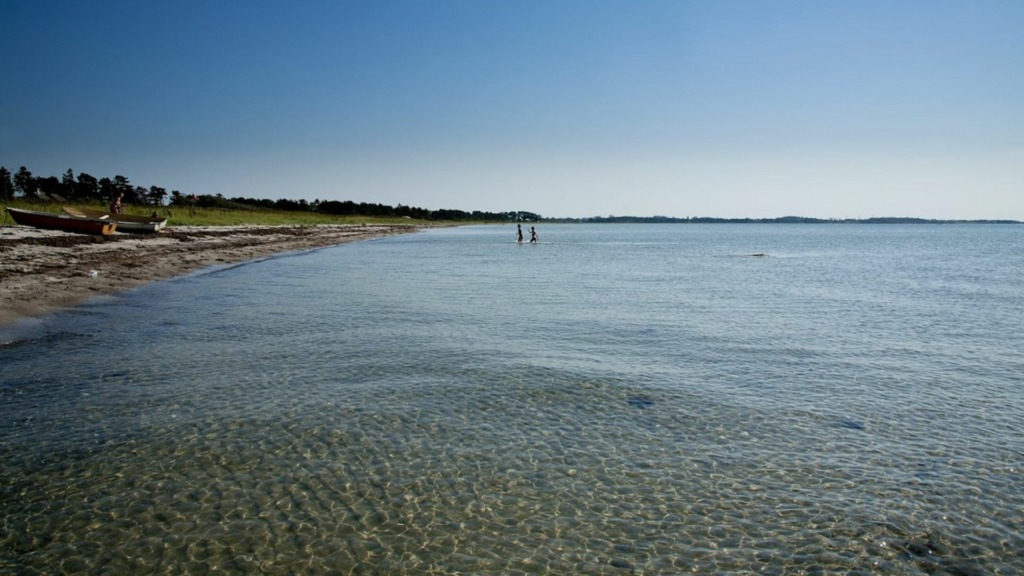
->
[551,216,1023,224]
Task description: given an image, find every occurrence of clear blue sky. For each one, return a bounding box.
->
[2,0,1021,219]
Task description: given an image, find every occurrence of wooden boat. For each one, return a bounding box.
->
[5,207,117,236]
[63,207,167,233]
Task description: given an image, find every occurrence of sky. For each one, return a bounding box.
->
[2,0,1022,220]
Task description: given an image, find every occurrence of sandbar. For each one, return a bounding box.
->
[0,223,420,326]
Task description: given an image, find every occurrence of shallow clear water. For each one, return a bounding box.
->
[2,223,1022,574]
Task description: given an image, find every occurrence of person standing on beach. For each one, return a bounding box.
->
[529,226,538,243]
[516,224,524,244]
[110,193,124,214]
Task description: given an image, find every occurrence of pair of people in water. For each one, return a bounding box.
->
[516,224,538,244]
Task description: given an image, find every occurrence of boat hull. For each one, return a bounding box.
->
[6,207,117,236]
[63,207,167,233]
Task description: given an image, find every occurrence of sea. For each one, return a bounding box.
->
[1,223,1022,575]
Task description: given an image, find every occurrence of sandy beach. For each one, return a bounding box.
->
[0,223,420,326]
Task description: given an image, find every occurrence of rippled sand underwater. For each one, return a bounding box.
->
[2,224,1022,574]
[7,375,1018,574]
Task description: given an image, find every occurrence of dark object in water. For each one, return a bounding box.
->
[837,419,866,431]
[750,253,767,257]
[627,396,654,409]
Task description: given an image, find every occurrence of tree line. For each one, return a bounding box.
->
[1,166,175,207]
[0,166,543,222]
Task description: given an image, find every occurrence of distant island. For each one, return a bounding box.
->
[551,215,1022,224]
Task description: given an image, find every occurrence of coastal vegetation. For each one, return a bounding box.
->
[0,198,438,227]
[0,166,541,225]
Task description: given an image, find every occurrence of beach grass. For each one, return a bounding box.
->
[2,199,434,227]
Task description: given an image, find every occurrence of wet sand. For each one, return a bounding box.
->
[0,224,420,326]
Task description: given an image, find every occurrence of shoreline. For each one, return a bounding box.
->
[0,224,422,327]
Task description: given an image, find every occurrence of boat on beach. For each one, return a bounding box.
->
[62,207,168,233]
[5,207,117,236]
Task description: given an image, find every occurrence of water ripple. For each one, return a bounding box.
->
[2,224,1022,574]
